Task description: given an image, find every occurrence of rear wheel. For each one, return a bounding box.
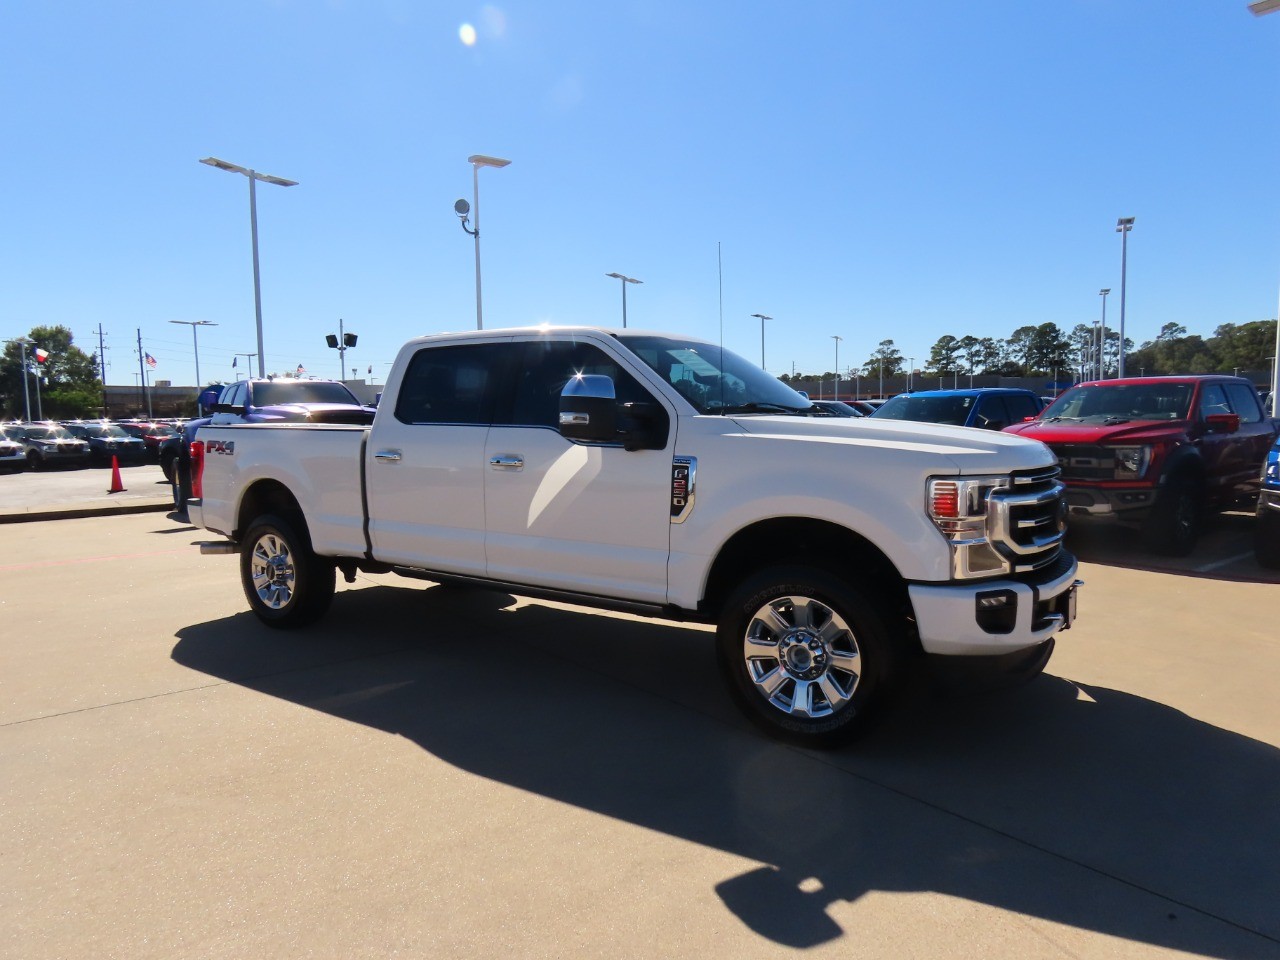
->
[716,565,903,747]
[239,513,335,628]
[25,450,42,472]
[1256,504,1280,569]
[1141,477,1201,556]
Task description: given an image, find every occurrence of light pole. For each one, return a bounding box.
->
[3,338,33,420]
[1098,288,1110,379]
[750,314,772,370]
[831,335,842,400]
[907,357,915,392]
[454,154,511,330]
[326,319,357,380]
[1251,0,1280,406]
[605,273,642,328]
[234,353,257,379]
[169,320,217,388]
[200,157,297,380]
[1115,218,1134,378]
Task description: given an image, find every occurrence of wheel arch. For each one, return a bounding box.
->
[700,517,916,652]
[235,479,311,545]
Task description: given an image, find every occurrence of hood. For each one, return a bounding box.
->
[251,402,377,424]
[1005,419,1188,445]
[726,414,1057,474]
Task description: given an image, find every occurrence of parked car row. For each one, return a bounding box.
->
[0,419,185,472]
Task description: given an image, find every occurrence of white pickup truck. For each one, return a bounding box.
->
[189,326,1080,746]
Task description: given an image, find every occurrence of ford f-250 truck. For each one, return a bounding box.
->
[188,327,1080,746]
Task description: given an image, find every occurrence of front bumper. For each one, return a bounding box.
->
[1260,487,1280,513]
[908,551,1080,656]
[1062,484,1157,522]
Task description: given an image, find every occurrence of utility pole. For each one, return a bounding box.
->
[136,329,151,418]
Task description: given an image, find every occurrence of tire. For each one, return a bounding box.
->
[160,449,176,483]
[26,450,42,472]
[716,565,903,747]
[239,513,335,628]
[1256,504,1280,570]
[1141,477,1201,556]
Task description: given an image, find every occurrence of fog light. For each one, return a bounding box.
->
[975,589,1017,634]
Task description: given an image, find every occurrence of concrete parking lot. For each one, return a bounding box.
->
[2,510,1278,959]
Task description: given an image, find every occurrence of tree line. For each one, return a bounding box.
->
[782,319,1278,383]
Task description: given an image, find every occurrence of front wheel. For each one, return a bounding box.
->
[239,513,335,628]
[716,566,903,747]
[1256,504,1280,570]
[1141,478,1201,556]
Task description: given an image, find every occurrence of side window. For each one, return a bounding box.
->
[1198,384,1230,419]
[504,340,658,429]
[1006,394,1041,423]
[973,396,1007,429]
[223,383,245,408]
[1224,383,1263,424]
[395,343,504,425]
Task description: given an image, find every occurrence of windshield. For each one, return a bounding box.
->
[873,393,974,426]
[615,334,810,414]
[26,426,76,440]
[253,381,362,407]
[70,424,130,438]
[1041,383,1193,423]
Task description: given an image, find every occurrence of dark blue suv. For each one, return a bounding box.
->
[869,388,1045,431]
[1257,439,1280,568]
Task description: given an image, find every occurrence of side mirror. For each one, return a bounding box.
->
[559,375,618,443]
[1205,412,1240,434]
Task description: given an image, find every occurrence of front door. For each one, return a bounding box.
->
[483,336,676,604]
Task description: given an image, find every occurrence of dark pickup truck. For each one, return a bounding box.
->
[1004,375,1277,555]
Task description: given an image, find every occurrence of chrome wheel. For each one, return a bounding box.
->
[250,532,296,610]
[741,594,861,719]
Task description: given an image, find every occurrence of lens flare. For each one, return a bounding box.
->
[459,23,477,46]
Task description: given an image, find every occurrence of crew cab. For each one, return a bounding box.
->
[1004,375,1277,555]
[187,327,1081,746]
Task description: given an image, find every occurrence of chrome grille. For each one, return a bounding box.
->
[987,467,1067,572]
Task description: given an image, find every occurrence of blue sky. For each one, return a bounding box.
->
[2,1,1278,388]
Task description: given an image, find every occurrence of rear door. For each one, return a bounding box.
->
[365,341,510,576]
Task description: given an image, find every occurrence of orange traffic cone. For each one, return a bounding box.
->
[107,455,126,494]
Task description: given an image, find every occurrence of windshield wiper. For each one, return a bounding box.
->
[718,402,808,416]
[1102,416,1131,425]
[1042,415,1084,423]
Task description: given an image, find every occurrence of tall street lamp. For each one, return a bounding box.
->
[454,154,511,330]
[169,320,217,388]
[1251,0,1280,406]
[605,273,642,328]
[325,319,358,381]
[1116,217,1135,378]
[750,314,772,370]
[3,337,34,420]
[200,158,297,380]
[907,357,915,392]
[831,335,842,399]
[1098,288,1110,379]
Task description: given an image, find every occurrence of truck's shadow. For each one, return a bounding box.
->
[1067,512,1280,583]
[172,584,1280,957]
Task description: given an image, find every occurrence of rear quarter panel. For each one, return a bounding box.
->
[195,423,369,557]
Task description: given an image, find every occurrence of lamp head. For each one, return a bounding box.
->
[454,198,471,219]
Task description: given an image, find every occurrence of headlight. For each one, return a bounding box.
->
[1265,452,1279,481]
[928,476,1007,536]
[1112,445,1151,479]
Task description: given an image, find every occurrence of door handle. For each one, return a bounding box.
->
[489,454,524,471]
[374,449,402,462]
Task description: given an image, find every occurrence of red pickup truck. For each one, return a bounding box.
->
[1004,375,1277,555]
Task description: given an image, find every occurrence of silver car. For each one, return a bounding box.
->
[0,426,24,472]
[14,423,90,470]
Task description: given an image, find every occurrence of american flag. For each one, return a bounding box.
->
[296,364,306,377]
[145,353,157,369]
